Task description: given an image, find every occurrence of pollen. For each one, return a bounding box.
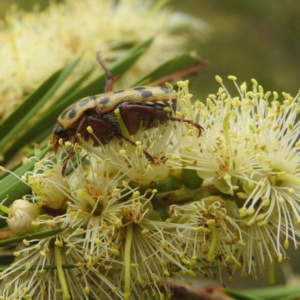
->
[111,249,120,256]
[132,191,141,198]
[165,82,173,90]
[87,126,93,133]
[147,165,153,172]
[32,221,40,226]
[23,158,31,163]
[55,240,63,247]
[228,75,237,81]
[119,149,126,155]
[22,239,30,247]
[94,238,102,245]
[251,78,258,86]
[34,244,41,250]
[64,141,73,149]
[215,75,223,83]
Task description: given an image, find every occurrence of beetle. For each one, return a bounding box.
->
[53,54,203,175]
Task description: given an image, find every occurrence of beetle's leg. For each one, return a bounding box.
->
[75,115,89,142]
[96,52,117,92]
[86,115,154,163]
[119,104,203,137]
[119,104,169,135]
[62,147,75,176]
[167,117,203,137]
[61,116,89,176]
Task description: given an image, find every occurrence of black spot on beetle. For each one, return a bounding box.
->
[160,86,172,93]
[133,86,146,91]
[114,90,125,94]
[78,99,90,106]
[60,109,69,119]
[99,97,110,105]
[141,90,153,98]
[61,104,77,119]
[68,107,77,119]
[90,95,97,100]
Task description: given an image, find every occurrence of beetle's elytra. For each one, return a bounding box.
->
[53,54,203,175]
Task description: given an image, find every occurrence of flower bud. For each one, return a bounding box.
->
[7,200,40,235]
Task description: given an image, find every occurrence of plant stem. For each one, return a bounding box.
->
[55,244,71,300]
[124,224,133,300]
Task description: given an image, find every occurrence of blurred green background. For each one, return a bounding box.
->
[173,0,300,99]
[0,0,299,291]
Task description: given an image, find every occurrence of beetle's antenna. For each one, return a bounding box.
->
[96,52,116,92]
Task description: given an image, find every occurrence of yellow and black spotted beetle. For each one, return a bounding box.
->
[52,53,203,175]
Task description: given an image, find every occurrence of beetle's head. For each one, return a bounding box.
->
[52,123,69,153]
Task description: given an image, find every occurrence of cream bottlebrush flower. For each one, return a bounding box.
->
[23,151,197,298]
[0,0,207,118]
[0,228,122,300]
[2,157,127,299]
[168,198,244,280]
[96,191,195,300]
[62,164,176,299]
[169,78,260,191]
[82,120,178,186]
[61,161,130,258]
[171,77,300,275]
[235,216,292,283]
[26,156,71,212]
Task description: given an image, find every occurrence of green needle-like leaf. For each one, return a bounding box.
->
[224,289,264,300]
[132,53,207,86]
[0,59,80,156]
[1,66,95,164]
[0,263,77,272]
[226,285,300,300]
[0,228,65,247]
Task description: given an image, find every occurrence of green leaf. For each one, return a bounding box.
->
[132,53,207,86]
[0,263,77,271]
[0,227,64,247]
[0,59,80,153]
[226,285,300,300]
[46,65,96,116]
[224,289,264,300]
[1,66,95,164]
